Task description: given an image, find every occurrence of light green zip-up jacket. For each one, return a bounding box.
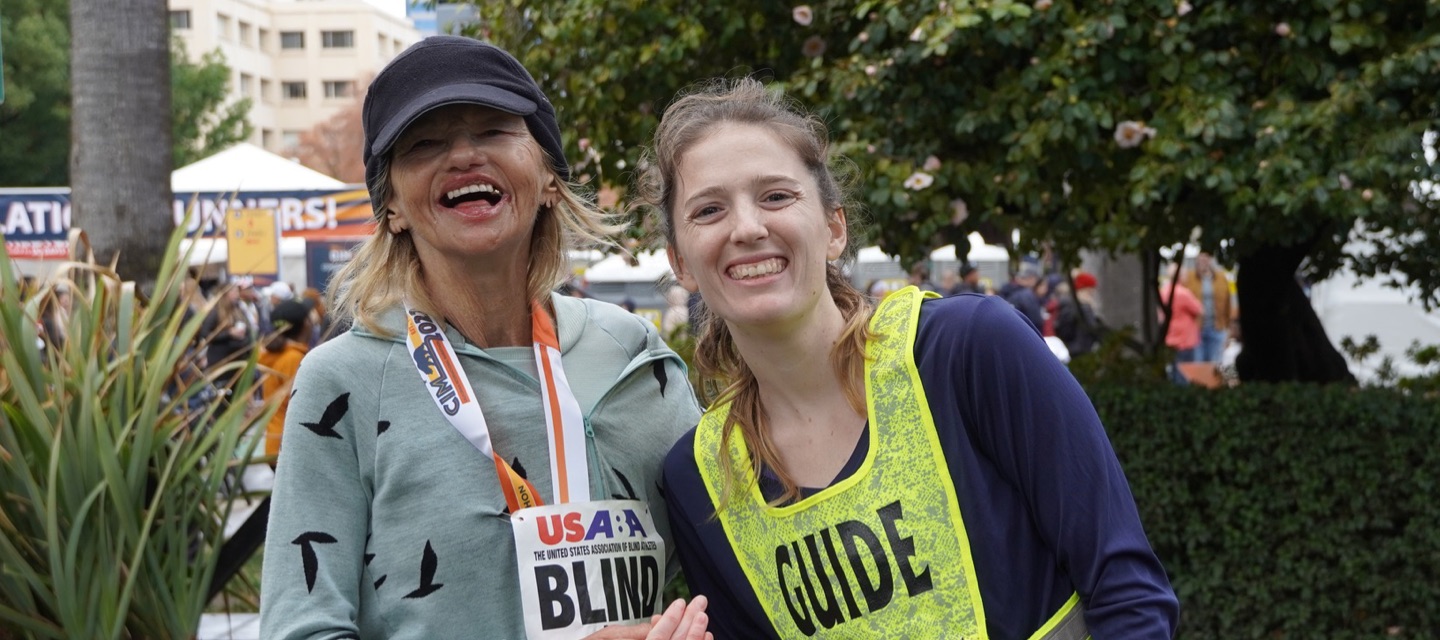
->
[260,293,702,639]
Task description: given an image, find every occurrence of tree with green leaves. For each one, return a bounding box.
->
[0,0,70,186]
[0,0,251,186]
[171,38,253,168]
[471,0,1440,383]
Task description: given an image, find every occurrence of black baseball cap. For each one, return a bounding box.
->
[362,36,569,204]
[271,299,315,333]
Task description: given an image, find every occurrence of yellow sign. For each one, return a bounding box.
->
[226,208,281,280]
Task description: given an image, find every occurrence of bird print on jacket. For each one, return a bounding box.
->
[652,362,669,397]
[364,534,387,591]
[611,468,639,501]
[292,394,351,593]
[403,541,445,599]
[293,531,338,593]
[291,395,452,601]
[301,392,349,439]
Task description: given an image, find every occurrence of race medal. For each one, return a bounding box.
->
[512,500,667,639]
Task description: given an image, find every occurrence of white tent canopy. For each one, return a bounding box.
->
[852,232,1011,290]
[856,232,1009,264]
[171,144,351,287]
[172,143,345,193]
[584,250,673,283]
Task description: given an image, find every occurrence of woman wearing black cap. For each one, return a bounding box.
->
[260,36,710,640]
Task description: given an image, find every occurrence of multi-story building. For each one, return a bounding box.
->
[169,0,420,156]
[405,0,479,36]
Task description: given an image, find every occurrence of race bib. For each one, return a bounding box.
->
[512,500,667,639]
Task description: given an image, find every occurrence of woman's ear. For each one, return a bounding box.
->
[385,209,409,234]
[826,207,848,261]
[541,175,561,209]
[666,245,700,292]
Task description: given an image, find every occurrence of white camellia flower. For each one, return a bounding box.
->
[865,64,878,77]
[923,155,942,171]
[1338,173,1353,190]
[904,172,935,190]
[950,198,969,225]
[910,27,925,42]
[1178,1,1193,16]
[1035,0,1053,9]
[1114,120,1157,148]
[1275,22,1291,37]
[792,5,813,26]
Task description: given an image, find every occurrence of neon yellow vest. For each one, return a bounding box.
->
[694,287,1086,639]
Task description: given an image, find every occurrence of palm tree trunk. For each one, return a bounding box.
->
[70,0,173,288]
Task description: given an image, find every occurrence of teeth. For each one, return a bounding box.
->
[446,183,502,201]
[728,258,785,280]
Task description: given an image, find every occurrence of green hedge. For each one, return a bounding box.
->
[1093,383,1440,638]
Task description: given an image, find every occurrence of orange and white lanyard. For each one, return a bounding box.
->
[404,302,589,511]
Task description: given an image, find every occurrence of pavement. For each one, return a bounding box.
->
[200,462,275,639]
[198,613,260,639]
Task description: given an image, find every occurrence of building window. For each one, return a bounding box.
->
[216,14,232,40]
[321,30,354,49]
[281,130,302,150]
[261,129,275,149]
[280,31,305,50]
[260,78,273,103]
[323,80,355,99]
[239,73,255,98]
[169,10,191,30]
[258,28,271,51]
[282,81,307,100]
[239,21,253,47]
[377,34,387,57]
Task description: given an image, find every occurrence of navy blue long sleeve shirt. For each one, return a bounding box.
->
[663,294,1178,639]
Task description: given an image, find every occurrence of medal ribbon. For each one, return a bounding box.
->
[405,301,590,511]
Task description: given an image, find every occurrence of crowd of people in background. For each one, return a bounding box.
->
[158,275,330,457]
[20,243,1238,427]
[864,258,1108,361]
[859,250,1238,386]
[14,270,338,458]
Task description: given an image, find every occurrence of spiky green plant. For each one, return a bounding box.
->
[0,228,273,639]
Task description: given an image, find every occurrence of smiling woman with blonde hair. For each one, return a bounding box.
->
[260,36,709,640]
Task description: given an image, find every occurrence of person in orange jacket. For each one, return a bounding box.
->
[258,298,313,463]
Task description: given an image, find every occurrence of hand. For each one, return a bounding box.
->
[581,596,711,640]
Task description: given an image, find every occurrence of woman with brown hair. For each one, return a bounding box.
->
[645,78,1178,639]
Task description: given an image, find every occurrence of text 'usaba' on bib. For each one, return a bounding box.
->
[512,500,666,639]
